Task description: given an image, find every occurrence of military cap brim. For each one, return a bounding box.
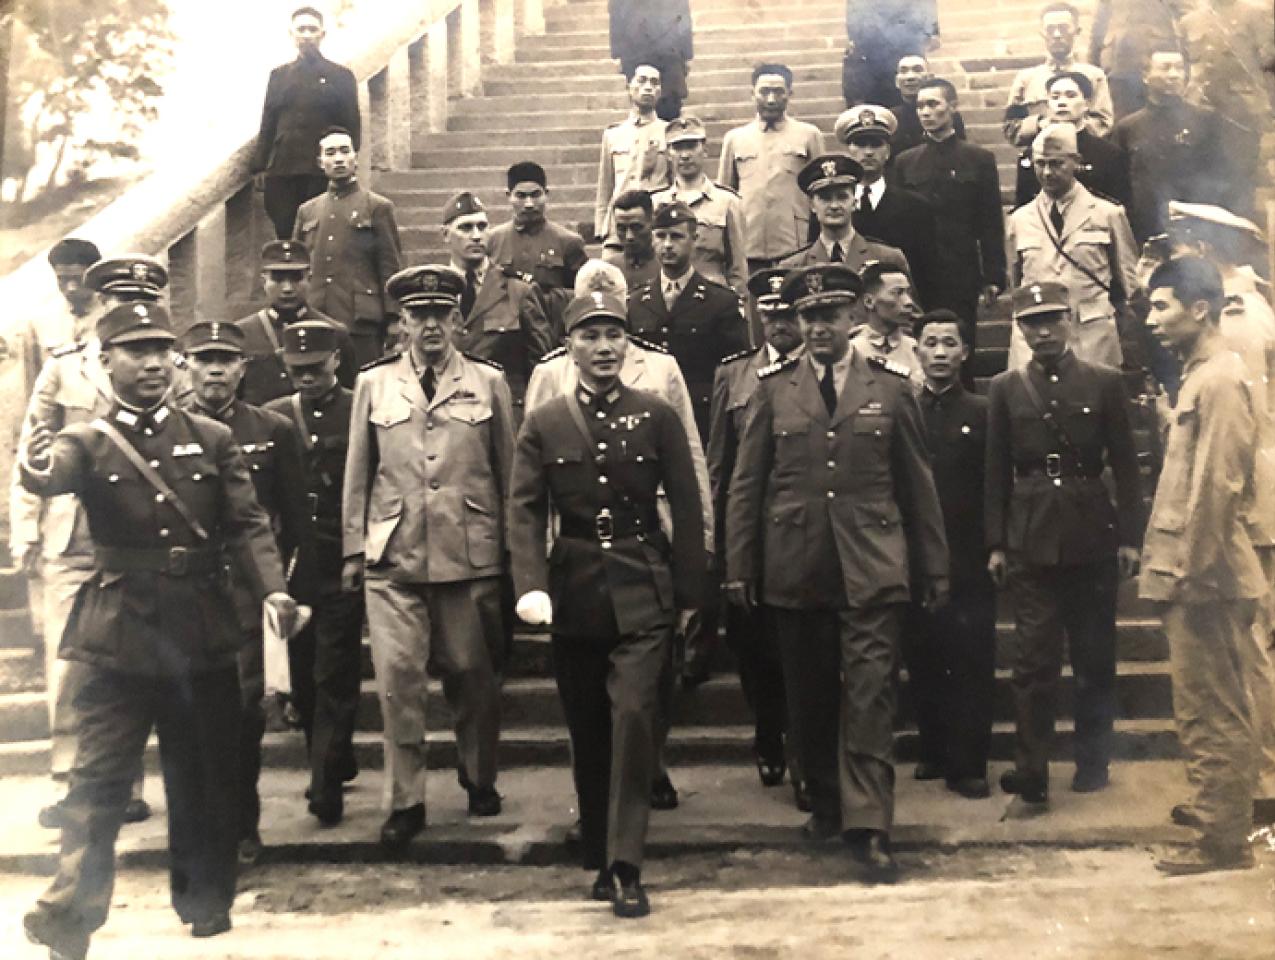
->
[564,292,628,333]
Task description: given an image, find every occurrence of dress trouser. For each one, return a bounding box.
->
[901,584,997,780]
[1249,546,1275,799]
[1007,557,1119,793]
[33,665,240,938]
[773,604,901,832]
[263,173,327,239]
[1164,599,1259,851]
[307,580,367,805]
[551,624,670,870]
[363,576,503,812]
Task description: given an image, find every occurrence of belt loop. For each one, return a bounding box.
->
[596,508,614,549]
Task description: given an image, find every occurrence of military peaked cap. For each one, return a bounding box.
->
[281,321,340,365]
[797,154,864,195]
[97,301,176,347]
[1011,280,1071,320]
[386,264,465,307]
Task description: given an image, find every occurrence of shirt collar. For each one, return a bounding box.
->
[1047,54,1076,71]
[328,176,359,197]
[669,177,713,203]
[1031,347,1076,377]
[112,399,171,434]
[629,110,657,127]
[513,215,545,234]
[922,379,962,404]
[577,380,623,410]
[766,342,803,364]
[819,229,857,260]
[194,397,237,422]
[807,349,852,384]
[861,178,886,207]
[925,128,958,144]
[757,115,789,133]
[661,265,695,289]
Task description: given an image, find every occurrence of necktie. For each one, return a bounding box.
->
[1050,202,1065,235]
[858,187,873,214]
[462,270,477,318]
[664,279,679,308]
[830,242,844,263]
[421,367,436,401]
[819,363,837,415]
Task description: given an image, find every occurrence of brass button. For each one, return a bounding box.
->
[159,528,169,537]
[155,493,165,503]
[430,480,440,490]
[827,460,835,468]
[826,430,835,439]
[826,490,835,499]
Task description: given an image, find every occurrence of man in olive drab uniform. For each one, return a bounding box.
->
[11,252,160,831]
[602,190,662,294]
[594,64,671,243]
[652,116,749,297]
[851,261,925,388]
[1141,256,1265,875]
[265,322,364,827]
[235,240,357,406]
[178,320,314,865]
[294,126,402,367]
[707,268,805,804]
[20,303,295,960]
[443,190,554,423]
[986,282,1143,808]
[488,161,589,343]
[725,264,949,882]
[903,310,997,799]
[343,265,514,849]
[508,291,706,918]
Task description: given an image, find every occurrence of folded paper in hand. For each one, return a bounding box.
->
[263,602,312,697]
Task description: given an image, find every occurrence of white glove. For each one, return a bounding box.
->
[515,590,553,625]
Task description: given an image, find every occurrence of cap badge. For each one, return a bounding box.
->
[821,159,838,178]
[1031,285,1043,304]
[807,272,824,293]
[422,273,439,292]
[131,263,149,282]
[133,305,148,317]
[592,291,605,306]
[767,276,784,294]
[858,108,875,125]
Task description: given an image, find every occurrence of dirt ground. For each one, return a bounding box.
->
[3,844,1274,960]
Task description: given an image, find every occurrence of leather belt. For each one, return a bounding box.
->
[559,510,657,547]
[96,545,222,576]
[1015,454,1103,480]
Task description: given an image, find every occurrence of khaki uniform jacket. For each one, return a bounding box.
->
[343,349,515,584]
[850,328,925,388]
[651,178,750,296]
[726,350,948,609]
[1140,338,1266,602]
[594,114,671,239]
[1007,183,1139,369]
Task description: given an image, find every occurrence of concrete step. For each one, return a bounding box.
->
[0,607,36,650]
[0,565,30,610]
[0,647,43,695]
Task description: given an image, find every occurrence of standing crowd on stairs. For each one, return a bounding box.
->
[9,0,1275,954]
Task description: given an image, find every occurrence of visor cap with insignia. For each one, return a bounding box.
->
[180,320,246,355]
[797,154,865,196]
[564,291,629,333]
[48,238,102,268]
[652,200,698,231]
[84,255,169,300]
[781,263,863,312]
[1031,122,1079,158]
[261,239,311,271]
[281,321,340,365]
[834,105,898,144]
[1167,201,1265,243]
[443,190,487,225]
[665,115,708,145]
[1011,280,1072,321]
[748,267,795,315]
[386,264,465,308]
[97,301,176,347]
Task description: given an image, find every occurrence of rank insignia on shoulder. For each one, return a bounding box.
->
[360,351,402,372]
[718,348,757,366]
[629,335,669,354]
[501,265,535,284]
[50,341,86,358]
[866,354,910,378]
[463,352,503,371]
[757,355,799,379]
[537,345,567,364]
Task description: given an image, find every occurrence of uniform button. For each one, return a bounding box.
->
[429,480,440,490]
[426,420,434,430]
[827,460,835,468]
[326,277,333,283]
[598,442,607,450]
[315,410,323,418]
[159,528,169,538]
[1049,400,1058,408]
[635,455,644,462]
[555,457,565,464]
[280,372,288,379]
[192,473,202,481]
[826,430,835,439]
[826,490,835,499]
[310,435,319,444]
[880,519,889,528]
[108,473,119,483]
[599,476,609,484]
[1049,374,1059,383]
[144,428,153,436]
[251,464,260,472]
[149,459,160,468]
[1082,406,1091,414]
[595,411,605,419]
[155,493,165,503]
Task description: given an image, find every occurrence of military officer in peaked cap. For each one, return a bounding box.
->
[508,290,705,918]
[20,302,295,959]
[986,281,1142,808]
[177,319,314,865]
[344,264,514,850]
[264,321,365,826]
[725,263,948,882]
[83,255,169,306]
[235,239,358,406]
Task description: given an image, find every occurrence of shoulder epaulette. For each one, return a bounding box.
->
[537,345,567,364]
[694,274,734,296]
[501,265,535,284]
[1089,188,1119,207]
[713,180,740,197]
[782,242,814,259]
[718,347,758,366]
[757,355,800,379]
[50,341,86,358]
[866,353,911,379]
[360,350,402,372]
[463,352,503,371]
[629,335,669,355]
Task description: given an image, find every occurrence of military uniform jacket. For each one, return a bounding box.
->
[651,178,750,295]
[1014,126,1132,211]
[508,382,706,638]
[851,328,924,388]
[294,180,403,330]
[235,306,358,406]
[627,271,749,443]
[454,265,553,403]
[780,233,912,330]
[707,347,773,553]
[918,383,992,590]
[343,349,515,584]
[602,245,661,294]
[18,403,286,676]
[10,339,113,563]
[893,135,1008,304]
[985,351,1142,566]
[265,385,353,583]
[594,113,671,238]
[1140,339,1266,602]
[251,53,361,177]
[488,218,587,343]
[725,350,949,610]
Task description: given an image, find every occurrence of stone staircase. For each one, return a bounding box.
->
[1,0,1181,778]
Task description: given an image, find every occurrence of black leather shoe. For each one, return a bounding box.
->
[946,777,991,799]
[467,786,502,817]
[191,913,232,938]
[913,761,945,781]
[1071,767,1110,793]
[680,666,711,691]
[1253,798,1275,826]
[123,798,151,823]
[650,775,679,810]
[849,830,899,883]
[612,878,650,918]
[755,742,786,787]
[999,768,1048,804]
[802,815,841,843]
[38,799,69,830]
[380,804,425,850]
[1156,843,1255,876]
[24,908,89,960]
[1170,803,1203,828]
[309,794,343,827]
[590,868,614,902]
[237,833,263,866]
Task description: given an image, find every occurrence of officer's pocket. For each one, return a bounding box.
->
[1143,511,1187,577]
[854,500,907,585]
[353,289,381,321]
[463,495,500,568]
[448,402,494,425]
[639,538,676,611]
[365,494,403,565]
[68,571,124,659]
[733,150,760,185]
[370,402,412,431]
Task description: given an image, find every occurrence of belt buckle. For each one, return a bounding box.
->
[596,508,614,550]
[1045,453,1062,479]
[168,546,189,576]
